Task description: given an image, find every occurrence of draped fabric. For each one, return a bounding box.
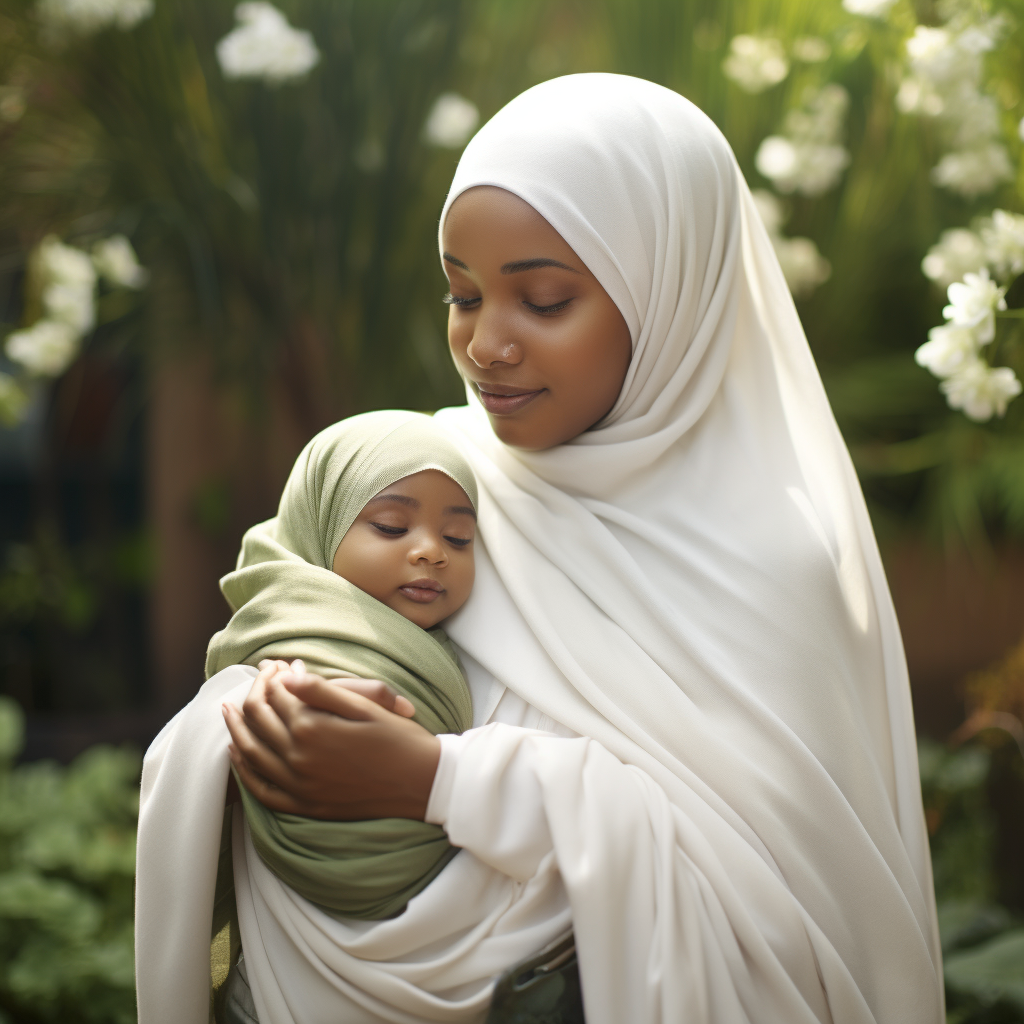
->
[136,665,573,1024]
[202,410,476,920]
[427,72,942,1023]
[135,74,942,1024]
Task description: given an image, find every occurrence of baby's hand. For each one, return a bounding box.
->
[263,660,416,718]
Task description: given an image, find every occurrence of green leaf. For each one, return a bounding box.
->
[938,900,1014,954]
[1004,273,1024,310]
[0,698,25,764]
[936,747,991,793]
[945,930,1024,1010]
[0,870,102,940]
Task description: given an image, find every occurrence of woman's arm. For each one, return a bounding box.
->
[222,663,440,821]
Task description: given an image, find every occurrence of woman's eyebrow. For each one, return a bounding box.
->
[366,494,419,509]
[500,257,581,275]
[443,252,469,270]
[445,506,477,519]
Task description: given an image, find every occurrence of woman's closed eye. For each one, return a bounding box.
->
[443,292,573,315]
[523,298,573,315]
[442,292,480,309]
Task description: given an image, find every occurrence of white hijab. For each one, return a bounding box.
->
[431,72,942,1022]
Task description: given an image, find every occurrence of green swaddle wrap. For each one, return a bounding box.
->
[206,410,477,920]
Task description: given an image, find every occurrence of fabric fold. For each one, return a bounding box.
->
[432,72,942,1023]
[204,410,477,920]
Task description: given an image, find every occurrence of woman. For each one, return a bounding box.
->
[137,74,943,1024]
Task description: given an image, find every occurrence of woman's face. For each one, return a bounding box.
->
[441,186,632,451]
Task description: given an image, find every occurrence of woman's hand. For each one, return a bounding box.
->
[221,661,441,821]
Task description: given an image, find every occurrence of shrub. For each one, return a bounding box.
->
[0,698,138,1024]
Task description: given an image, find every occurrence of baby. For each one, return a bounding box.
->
[206,409,477,921]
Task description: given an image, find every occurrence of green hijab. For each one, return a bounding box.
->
[206,410,477,919]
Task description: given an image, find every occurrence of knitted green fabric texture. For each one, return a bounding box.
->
[206,411,476,919]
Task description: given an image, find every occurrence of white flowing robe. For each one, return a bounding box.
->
[136,660,576,1024]
[136,73,943,1024]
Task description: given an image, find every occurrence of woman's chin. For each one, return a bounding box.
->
[487,415,561,452]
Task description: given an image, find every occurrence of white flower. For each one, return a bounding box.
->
[783,84,849,143]
[943,268,1006,342]
[216,2,320,85]
[749,188,830,297]
[896,77,945,116]
[755,136,850,195]
[922,228,987,288]
[956,17,1005,55]
[36,0,153,36]
[843,0,897,18]
[422,93,479,149]
[915,322,982,377]
[0,373,28,426]
[36,235,96,290]
[722,35,789,93]
[906,27,966,84]
[33,236,97,334]
[92,234,149,288]
[931,144,1013,198]
[755,137,798,182]
[946,88,1000,148]
[751,189,785,235]
[4,320,80,377]
[1019,116,1024,142]
[772,235,831,296]
[980,210,1024,281]
[792,37,830,62]
[899,19,1008,191]
[940,358,1022,420]
[756,85,850,196]
[42,282,95,334]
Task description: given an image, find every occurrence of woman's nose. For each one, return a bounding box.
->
[464,308,523,369]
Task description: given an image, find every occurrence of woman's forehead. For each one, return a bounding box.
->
[442,186,588,276]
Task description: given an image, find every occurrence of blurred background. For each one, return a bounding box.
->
[0,0,1022,1020]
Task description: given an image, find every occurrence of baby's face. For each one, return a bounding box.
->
[332,469,476,629]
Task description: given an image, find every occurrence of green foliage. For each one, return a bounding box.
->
[0,698,139,1024]
[1,0,1020,545]
[921,737,1024,1023]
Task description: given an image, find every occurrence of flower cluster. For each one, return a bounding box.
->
[722,35,789,94]
[897,13,1012,198]
[791,37,831,63]
[922,210,1024,288]
[422,94,479,149]
[2,235,146,416]
[915,269,1021,421]
[216,2,320,85]
[755,84,851,196]
[842,0,898,17]
[751,190,831,297]
[36,0,153,38]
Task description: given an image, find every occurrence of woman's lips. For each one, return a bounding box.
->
[399,578,445,604]
[475,383,545,415]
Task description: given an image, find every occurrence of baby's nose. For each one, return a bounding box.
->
[409,533,447,564]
